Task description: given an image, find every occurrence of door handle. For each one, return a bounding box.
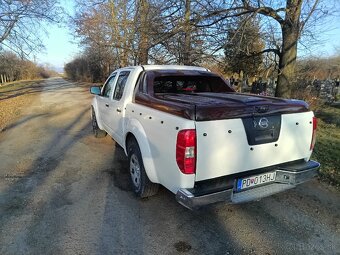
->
[116,108,122,113]
[105,103,109,107]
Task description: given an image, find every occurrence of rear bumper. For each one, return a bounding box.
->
[176,160,320,210]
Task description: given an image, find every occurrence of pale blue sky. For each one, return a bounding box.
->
[35,0,79,71]
[36,23,80,70]
[35,1,340,71]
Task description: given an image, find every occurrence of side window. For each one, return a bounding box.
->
[113,71,130,101]
[102,74,116,98]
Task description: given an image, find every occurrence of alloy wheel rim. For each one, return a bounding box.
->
[130,154,141,188]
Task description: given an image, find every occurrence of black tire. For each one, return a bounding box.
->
[128,138,159,198]
[91,107,107,138]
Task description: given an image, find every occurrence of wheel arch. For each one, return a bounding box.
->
[124,121,160,184]
[91,98,105,130]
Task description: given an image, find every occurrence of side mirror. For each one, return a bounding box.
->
[90,86,101,95]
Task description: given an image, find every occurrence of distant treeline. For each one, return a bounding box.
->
[64,53,109,83]
[65,51,340,86]
[297,55,340,81]
[0,51,57,84]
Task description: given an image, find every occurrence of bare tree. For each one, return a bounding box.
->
[68,0,337,93]
[0,50,54,83]
[136,0,150,64]
[0,0,63,57]
[194,0,334,97]
[182,0,191,65]
[224,16,264,78]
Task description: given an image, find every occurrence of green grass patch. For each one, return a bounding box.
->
[313,105,340,187]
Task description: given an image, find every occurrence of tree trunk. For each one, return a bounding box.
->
[138,0,149,65]
[275,0,302,98]
[121,1,129,66]
[183,0,191,65]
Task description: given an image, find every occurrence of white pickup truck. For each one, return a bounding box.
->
[90,65,320,209]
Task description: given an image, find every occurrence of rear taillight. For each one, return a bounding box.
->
[310,117,317,150]
[176,129,196,174]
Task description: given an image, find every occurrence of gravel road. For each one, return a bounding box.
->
[0,78,339,255]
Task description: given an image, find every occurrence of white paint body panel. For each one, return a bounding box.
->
[92,65,315,194]
[195,112,314,181]
[125,103,196,193]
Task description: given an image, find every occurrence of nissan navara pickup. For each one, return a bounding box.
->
[90,65,320,209]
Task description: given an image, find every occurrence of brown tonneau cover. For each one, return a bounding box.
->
[134,70,309,121]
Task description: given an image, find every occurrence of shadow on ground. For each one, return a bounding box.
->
[0,78,339,255]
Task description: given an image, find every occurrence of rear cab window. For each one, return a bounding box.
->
[152,74,233,94]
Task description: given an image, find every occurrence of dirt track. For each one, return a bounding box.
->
[0,78,339,255]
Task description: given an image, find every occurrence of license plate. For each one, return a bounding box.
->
[237,172,276,191]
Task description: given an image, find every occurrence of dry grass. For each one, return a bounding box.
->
[0,80,43,131]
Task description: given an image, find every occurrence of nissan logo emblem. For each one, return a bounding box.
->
[258,118,269,129]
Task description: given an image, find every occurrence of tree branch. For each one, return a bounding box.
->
[242,0,285,24]
[0,18,19,43]
[300,0,320,32]
[254,48,281,56]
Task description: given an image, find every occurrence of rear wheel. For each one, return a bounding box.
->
[128,138,159,198]
[91,107,107,138]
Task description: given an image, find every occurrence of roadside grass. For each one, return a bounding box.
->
[0,79,43,94]
[313,104,340,188]
[0,80,44,131]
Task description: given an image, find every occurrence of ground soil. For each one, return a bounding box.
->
[0,78,339,255]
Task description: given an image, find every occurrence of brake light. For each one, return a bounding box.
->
[176,129,196,174]
[310,117,317,150]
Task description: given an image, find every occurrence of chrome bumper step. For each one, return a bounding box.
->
[176,160,320,210]
[231,183,293,203]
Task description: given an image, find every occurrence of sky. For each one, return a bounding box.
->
[35,0,79,72]
[36,24,80,71]
[34,0,340,72]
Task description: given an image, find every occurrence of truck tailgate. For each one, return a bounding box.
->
[195,111,314,181]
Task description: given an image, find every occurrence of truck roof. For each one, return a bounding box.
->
[119,65,209,72]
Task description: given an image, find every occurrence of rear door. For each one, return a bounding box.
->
[105,70,131,145]
[195,111,314,181]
